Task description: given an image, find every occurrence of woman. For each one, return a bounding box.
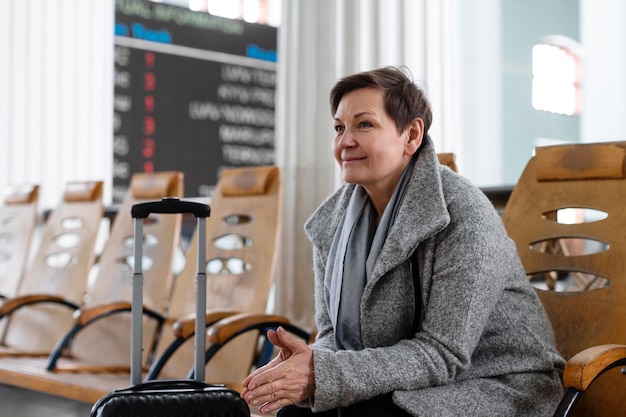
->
[241,66,565,416]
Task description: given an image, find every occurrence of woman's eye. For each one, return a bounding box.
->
[358,121,373,129]
[334,125,344,133]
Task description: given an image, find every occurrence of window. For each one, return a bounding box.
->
[151,0,281,26]
[532,36,582,116]
[193,0,281,26]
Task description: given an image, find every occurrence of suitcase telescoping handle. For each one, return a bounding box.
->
[130,198,211,385]
[131,197,211,219]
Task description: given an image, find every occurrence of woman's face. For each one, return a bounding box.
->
[333,87,421,201]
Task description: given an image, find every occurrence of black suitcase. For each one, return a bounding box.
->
[91,198,250,417]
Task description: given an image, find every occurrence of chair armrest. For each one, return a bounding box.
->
[563,344,626,391]
[72,301,132,324]
[198,313,312,379]
[144,309,240,380]
[72,301,163,325]
[46,301,165,371]
[172,309,240,339]
[207,313,311,346]
[0,294,80,319]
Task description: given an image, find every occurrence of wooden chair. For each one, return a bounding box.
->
[0,184,40,302]
[42,171,184,374]
[144,166,282,389]
[0,181,103,355]
[501,141,626,416]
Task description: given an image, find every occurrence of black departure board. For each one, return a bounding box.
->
[113,0,277,202]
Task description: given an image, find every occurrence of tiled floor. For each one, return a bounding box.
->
[0,383,93,417]
[0,383,274,417]
[0,383,275,417]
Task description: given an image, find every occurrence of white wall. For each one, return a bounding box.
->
[580,0,626,143]
[457,0,502,186]
[0,0,114,210]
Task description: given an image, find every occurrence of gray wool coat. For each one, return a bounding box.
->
[303,138,565,417]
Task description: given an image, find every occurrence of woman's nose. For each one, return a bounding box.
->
[337,130,356,148]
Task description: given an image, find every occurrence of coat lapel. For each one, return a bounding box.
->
[369,139,450,281]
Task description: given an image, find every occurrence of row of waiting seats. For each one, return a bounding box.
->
[0,167,282,406]
[2,142,626,416]
[196,143,626,417]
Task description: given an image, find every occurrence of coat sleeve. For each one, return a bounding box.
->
[309,184,524,411]
[310,245,336,352]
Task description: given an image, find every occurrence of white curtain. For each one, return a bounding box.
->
[273,0,461,327]
[0,0,114,210]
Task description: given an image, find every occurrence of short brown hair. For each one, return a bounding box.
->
[330,66,432,135]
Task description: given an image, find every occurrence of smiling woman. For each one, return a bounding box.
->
[239,66,566,417]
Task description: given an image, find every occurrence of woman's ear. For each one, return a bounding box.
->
[405,118,424,156]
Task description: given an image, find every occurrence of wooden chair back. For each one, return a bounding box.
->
[0,184,39,301]
[1,181,103,352]
[58,171,184,369]
[501,141,626,416]
[154,166,282,385]
[437,152,458,172]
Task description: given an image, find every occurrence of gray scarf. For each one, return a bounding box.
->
[326,157,416,350]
